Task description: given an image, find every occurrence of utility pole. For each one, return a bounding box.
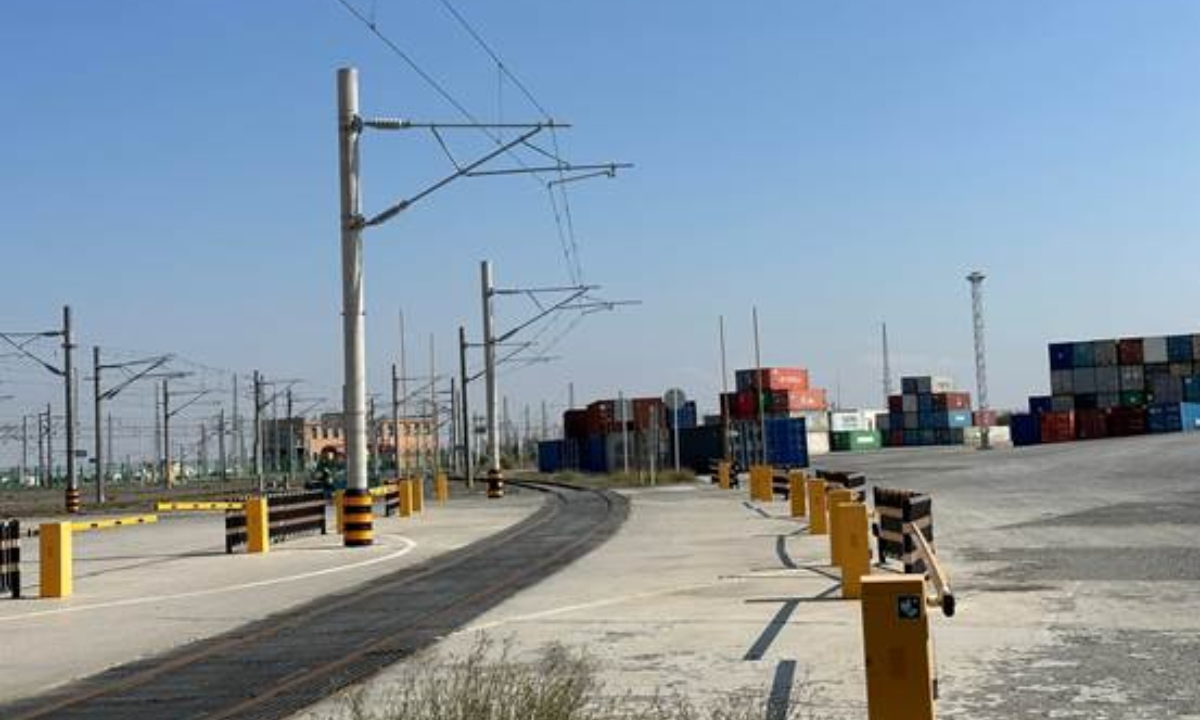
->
[199,422,208,478]
[619,390,630,475]
[337,67,372,545]
[882,322,894,402]
[232,373,241,476]
[161,378,171,486]
[568,382,575,410]
[62,306,79,512]
[753,306,767,466]
[21,415,28,486]
[93,347,103,501]
[449,377,459,475]
[218,408,227,480]
[430,334,439,473]
[106,413,112,482]
[458,325,472,489]
[968,271,992,450]
[480,260,503,498]
[253,370,264,491]
[391,362,401,480]
[400,311,409,478]
[719,315,731,462]
[286,387,295,487]
[37,409,46,487]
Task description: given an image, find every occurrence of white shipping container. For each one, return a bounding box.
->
[963,426,1011,447]
[1144,336,1169,364]
[806,431,830,456]
[830,410,882,433]
[930,376,955,393]
[791,410,830,432]
[1051,369,1074,395]
[1073,367,1098,394]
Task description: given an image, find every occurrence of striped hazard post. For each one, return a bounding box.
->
[65,487,81,515]
[341,488,374,547]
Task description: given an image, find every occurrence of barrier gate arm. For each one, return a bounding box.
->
[907,520,955,617]
[70,515,158,532]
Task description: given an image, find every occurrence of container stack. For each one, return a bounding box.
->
[1011,334,1200,446]
[876,376,974,447]
[722,366,828,460]
[829,410,883,452]
[557,397,698,473]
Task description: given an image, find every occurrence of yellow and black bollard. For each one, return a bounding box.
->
[341,488,374,547]
[65,487,81,515]
[807,478,828,535]
[860,575,936,720]
[486,468,504,499]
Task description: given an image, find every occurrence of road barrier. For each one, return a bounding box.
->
[435,473,450,503]
[806,478,828,534]
[156,501,245,512]
[40,514,159,599]
[832,501,872,599]
[827,488,855,565]
[226,490,327,554]
[749,465,773,501]
[411,476,425,513]
[872,487,934,574]
[716,460,732,490]
[861,575,938,720]
[788,471,806,517]
[817,469,866,490]
[2,519,20,599]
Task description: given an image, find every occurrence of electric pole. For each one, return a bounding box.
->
[391,362,401,480]
[481,260,503,498]
[62,306,78,512]
[719,315,731,462]
[968,271,991,450]
[458,325,472,489]
[753,306,767,466]
[882,322,893,402]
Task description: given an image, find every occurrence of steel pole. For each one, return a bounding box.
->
[458,325,473,489]
[391,362,401,479]
[218,408,227,480]
[719,315,731,462]
[399,311,408,477]
[753,306,768,466]
[481,260,503,498]
[93,346,104,503]
[161,378,171,487]
[337,67,372,544]
[62,306,79,512]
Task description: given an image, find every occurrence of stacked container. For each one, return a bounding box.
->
[876,376,973,447]
[727,366,829,458]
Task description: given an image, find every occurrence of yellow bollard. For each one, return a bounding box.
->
[837,502,872,599]
[827,488,854,566]
[435,473,450,503]
[750,465,772,502]
[860,575,936,720]
[788,470,806,517]
[399,479,414,518]
[39,522,72,599]
[412,477,425,514]
[717,461,732,490]
[334,490,345,534]
[246,496,270,554]
[807,479,828,534]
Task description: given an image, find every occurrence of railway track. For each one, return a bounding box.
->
[1,481,628,720]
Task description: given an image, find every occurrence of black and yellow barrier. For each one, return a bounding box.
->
[65,487,81,515]
[832,501,872,599]
[157,501,245,512]
[40,514,159,599]
[226,490,327,554]
[342,488,374,547]
[872,487,934,574]
[1,519,20,599]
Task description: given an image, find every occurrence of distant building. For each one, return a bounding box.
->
[262,412,435,472]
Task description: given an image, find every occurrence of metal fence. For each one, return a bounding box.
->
[1,519,20,599]
[225,490,327,554]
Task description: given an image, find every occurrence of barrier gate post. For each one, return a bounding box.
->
[399,479,414,518]
[827,488,855,566]
[246,497,270,554]
[860,575,936,720]
[39,522,72,599]
[807,478,828,535]
[835,502,871,599]
[788,470,806,517]
[717,461,732,490]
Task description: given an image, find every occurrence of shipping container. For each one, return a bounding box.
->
[830,410,879,432]
[564,409,590,440]
[1041,411,1076,443]
[973,409,998,427]
[1151,376,1183,405]
[805,431,828,457]
[1050,369,1074,395]
[930,410,972,429]
[1049,343,1075,370]
[1120,390,1147,407]
[538,440,564,473]
[1072,367,1098,394]
[1095,366,1120,393]
[1147,403,1200,434]
[1075,393,1098,410]
[830,430,882,452]
[887,430,904,447]
[1108,407,1147,437]
[1144,336,1169,364]
[1117,338,1144,366]
[1093,340,1118,367]
[888,395,904,413]
[1028,396,1053,415]
[581,435,608,473]
[876,413,890,432]
[1194,335,1200,363]
[1184,377,1200,404]
[1051,395,1076,412]
[963,426,1009,446]
[667,401,698,430]
[759,417,811,466]
[1170,362,1195,378]
[735,367,810,393]
[933,392,971,410]
[1168,336,1194,363]
[902,395,918,413]
[1119,365,1144,392]
[1073,341,1096,368]
[901,377,919,394]
[678,424,726,473]
[1075,409,1109,440]
[918,394,934,412]
[1097,393,1121,409]
[793,410,830,432]
[1011,413,1041,446]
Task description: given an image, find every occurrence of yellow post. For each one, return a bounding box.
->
[334,490,345,534]
[860,575,936,720]
[245,496,270,554]
[788,470,806,517]
[412,476,425,514]
[827,488,855,566]
[435,473,450,503]
[836,502,872,599]
[717,461,731,490]
[750,465,772,502]
[39,522,72,599]
[807,479,828,535]
[399,479,414,518]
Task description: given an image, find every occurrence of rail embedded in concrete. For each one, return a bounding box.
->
[0,481,628,720]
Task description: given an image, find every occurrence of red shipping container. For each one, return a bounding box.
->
[1075,409,1109,440]
[888,395,904,413]
[1117,338,1144,366]
[935,392,972,410]
[1040,411,1076,443]
[787,388,828,411]
[733,390,756,419]
[735,367,810,392]
[564,409,589,440]
[972,410,997,427]
[631,397,666,430]
[888,430,905,447]
[1108,407,1147,437]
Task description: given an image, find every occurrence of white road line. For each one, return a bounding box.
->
[453,578,744,636]
[0,534,418,623]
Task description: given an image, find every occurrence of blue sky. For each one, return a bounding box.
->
[3,0,1200,458]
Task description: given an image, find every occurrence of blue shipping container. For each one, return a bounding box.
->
[764,417,809,467]
[667,401,698,430]
[537,441,564,473]
[1073,341,1095,367]
[581,435,608,473]
[1184,377,1200,404]
[1011,413,1041,446]
[918,394,934,412]
[1168,336,1194,363]
[1049,343,1075,370]
[1028,396,1053,415]
[1148,402,1200,433]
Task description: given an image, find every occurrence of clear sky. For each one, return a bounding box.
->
[3,1,1200,461]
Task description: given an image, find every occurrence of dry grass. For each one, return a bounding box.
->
[340,639,826,720]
